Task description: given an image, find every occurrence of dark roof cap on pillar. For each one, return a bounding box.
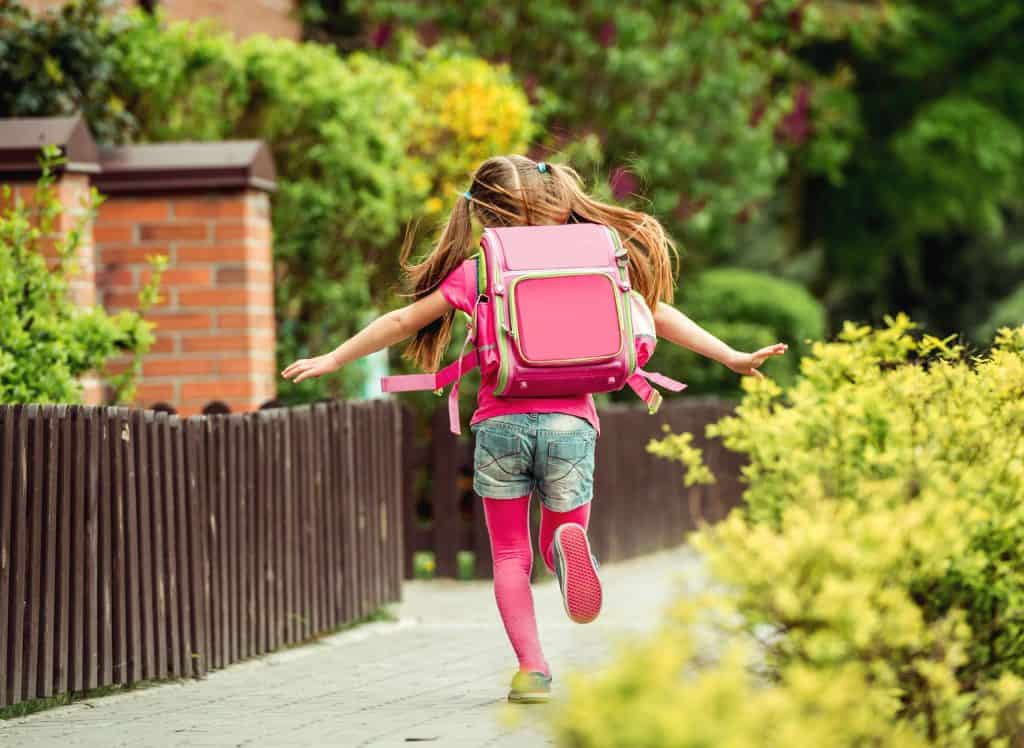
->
[0,115,277,194]
[94,140,277,194]
[0,114,100,175]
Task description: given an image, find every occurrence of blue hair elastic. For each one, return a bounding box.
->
[537,161,548,173]
[463,190,472,200]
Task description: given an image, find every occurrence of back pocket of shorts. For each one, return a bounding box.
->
[476,429,524,477]
[546,439,590,482]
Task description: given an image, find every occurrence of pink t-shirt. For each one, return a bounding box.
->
[439,259,600,434]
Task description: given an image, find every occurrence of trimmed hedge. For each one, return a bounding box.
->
[640,267,826,397]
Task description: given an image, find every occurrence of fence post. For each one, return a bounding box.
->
[131,409,156,682]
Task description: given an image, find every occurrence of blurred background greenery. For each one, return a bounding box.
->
[2,0,1021,404]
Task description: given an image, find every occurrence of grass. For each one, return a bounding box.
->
[456,550,476,580]
[0,607,397,721]
[0,678,184,721]
[413,550,436,579]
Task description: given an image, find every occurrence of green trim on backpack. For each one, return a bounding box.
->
[476,249,488,296]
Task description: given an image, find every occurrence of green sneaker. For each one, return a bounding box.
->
[508,670,552,704]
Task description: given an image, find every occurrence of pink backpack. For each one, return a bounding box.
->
[381,223,685,433]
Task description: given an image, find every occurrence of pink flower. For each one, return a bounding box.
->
[777,85,812,146]
[369,22,394,49]
[609,167,638,201]
[597,20,617,48]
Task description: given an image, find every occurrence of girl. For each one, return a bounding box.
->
[281,155,787,704]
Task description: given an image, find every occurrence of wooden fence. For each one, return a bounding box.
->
[0,399,404,709]
[405,398,744,579]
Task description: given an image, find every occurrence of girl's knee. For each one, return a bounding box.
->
[492,546,533,577]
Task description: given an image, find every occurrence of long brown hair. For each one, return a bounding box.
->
[400,155,679,371]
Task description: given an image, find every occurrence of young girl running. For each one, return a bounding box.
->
[281,155,787,704]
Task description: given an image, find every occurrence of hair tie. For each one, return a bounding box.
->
[463,190,472,201]
[537,161,548,173]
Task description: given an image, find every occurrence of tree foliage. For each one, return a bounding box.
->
[349,0,834,262]
[0,0,135,142]
[336,0,1024,339]
[797,0,1024,336]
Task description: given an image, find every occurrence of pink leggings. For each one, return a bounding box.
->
[482,495,591,677]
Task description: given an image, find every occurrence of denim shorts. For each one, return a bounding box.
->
[470,413,597,512]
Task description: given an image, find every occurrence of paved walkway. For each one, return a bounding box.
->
[0,547,707,747]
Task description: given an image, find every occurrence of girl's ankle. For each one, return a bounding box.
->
[521,664,551,678]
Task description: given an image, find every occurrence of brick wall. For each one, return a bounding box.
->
[160,0,300,40]
[21,0,300,40]
[95,191,277,415]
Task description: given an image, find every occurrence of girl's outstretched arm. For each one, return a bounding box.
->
[653,302,787,379]
[281,290,451,384]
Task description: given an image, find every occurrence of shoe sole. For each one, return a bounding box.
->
[508,691,551,704]
[554,524,602,624]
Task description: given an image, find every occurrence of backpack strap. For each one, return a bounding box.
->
[625,368,687,414]
[379,349,479,393]
[380,280,485,435]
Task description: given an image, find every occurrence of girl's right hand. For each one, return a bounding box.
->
[724,343,788,379]
[281,352,341,383]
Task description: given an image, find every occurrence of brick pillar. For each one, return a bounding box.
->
[95,190,277,415]
[57,173,104,404]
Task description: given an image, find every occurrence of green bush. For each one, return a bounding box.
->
[111,12,248,142]
[640,267,826,397]
[0,149,162,403]
[558,317,1024,746]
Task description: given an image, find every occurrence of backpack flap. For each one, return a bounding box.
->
[510,272,624,365]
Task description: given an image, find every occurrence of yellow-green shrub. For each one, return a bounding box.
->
[553,317,1024,747]
[553,626,937,748]
[405,46,535,217]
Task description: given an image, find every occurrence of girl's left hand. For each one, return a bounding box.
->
[281,353,340,383]
[725,343,788,379]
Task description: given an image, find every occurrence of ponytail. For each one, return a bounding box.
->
[400,194,475,371]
